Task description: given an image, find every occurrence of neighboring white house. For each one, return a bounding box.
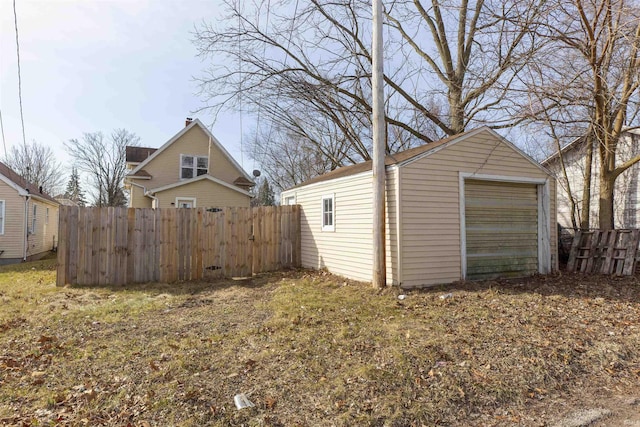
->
[281,127,558,288]
[542,129,640,229]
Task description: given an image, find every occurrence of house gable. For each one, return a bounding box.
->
[128,119,253,190]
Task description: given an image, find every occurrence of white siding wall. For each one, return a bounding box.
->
[282,169,399,284]
[400,131,557,288]
[548,131,640,229]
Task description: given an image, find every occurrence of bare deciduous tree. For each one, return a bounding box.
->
[194,0,546,182]
[65,129,139,207]
[4,141,65,196]
[525,0,640,230]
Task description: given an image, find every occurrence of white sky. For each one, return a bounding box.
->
[0,0,252,180]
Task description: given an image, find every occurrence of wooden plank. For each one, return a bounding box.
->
[159,208,169,282]
[74,208,85,285]
[566,230,582,272]
[107,207,116,284]
[146,209,157,282]
[622,230,640,275]
[132,209,142,282]
[226,208,236,276]
[114,207,122,284]
[126,208,136,284]
[56,206,69,286]
[170,208,179,282]
[65,207,78,285]
[253,207,261,274]
[153,209,161,282]
[214,210,225,278]
[275,205,282,270]
[584,231,601,273]
[600,230,618,274]
[245,207,253,277]
[195,208,204,280]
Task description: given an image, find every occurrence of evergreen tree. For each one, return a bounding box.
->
[252,178,276,206]
[64,167,87,206]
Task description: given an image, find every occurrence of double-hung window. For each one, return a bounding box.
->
[180,155,208,179]
[321,194,335,232]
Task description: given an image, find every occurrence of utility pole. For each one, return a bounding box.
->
[372,0,386,288]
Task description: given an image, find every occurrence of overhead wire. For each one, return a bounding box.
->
[258,0,300,170]
[252,0,272,172]
[13,0,27,148]
[0,106,7,158]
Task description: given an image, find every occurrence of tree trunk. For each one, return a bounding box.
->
[448,85,465,134]
[599,172,616,230]
[579,136,594,229]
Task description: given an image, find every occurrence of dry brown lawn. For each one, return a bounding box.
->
[1,257,640,426]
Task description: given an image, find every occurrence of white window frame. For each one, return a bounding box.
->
[46,207,49,225]
[321,194,335,232]
[175,197,197,208]
[180,154,208,180]
[0,200,5,235]
[284,195,296,205]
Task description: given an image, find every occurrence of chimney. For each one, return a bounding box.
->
[185,117,193,127]
[39,186,43,194]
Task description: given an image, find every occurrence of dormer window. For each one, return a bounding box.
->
[181,155,208,179]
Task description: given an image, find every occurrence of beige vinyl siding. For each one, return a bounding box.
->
[155,179,250,209]
[282,168,398,285]
[128,184,152,208]
[142,126,243,189]
[400,131,557,288]
[0,182,27,259]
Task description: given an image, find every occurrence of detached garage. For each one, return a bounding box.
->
[281,127,557,288]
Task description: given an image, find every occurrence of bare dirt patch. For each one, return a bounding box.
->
[1,260,640,426]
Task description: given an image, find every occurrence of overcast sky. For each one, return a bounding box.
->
[0,0,253,180]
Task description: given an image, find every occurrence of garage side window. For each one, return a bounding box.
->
[321,194,335,231]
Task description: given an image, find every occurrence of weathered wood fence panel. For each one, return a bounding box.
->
[57,206,301,286]
[567,229,640,275]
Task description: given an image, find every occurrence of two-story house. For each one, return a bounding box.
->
[124,118,254,209]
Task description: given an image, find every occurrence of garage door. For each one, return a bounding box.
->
[465,179,538,280]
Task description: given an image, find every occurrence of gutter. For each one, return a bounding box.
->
[129,181,159,208]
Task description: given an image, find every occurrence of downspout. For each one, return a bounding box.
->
[129,181,158,208]
[145,191,159,208]
[23,190,30,261]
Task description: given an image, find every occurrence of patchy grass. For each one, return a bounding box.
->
[1,261,640,426]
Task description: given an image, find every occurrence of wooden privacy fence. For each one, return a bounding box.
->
[567,229,640,275]
[56,205,301,286]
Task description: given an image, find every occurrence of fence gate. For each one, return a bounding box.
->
[56,206,301,286]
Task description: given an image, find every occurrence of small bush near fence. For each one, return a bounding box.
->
[57,206,301,286]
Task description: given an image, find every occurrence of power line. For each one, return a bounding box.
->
[0,107,7,158]
[252,0,272,171]
[13,0,27,147]
[258,0,300,169]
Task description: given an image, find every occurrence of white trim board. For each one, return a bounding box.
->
[150,174,252,196]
